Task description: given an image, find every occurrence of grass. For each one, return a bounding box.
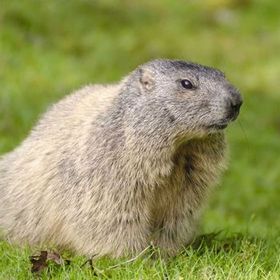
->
[0,234,279,279]
[0,0,280,279]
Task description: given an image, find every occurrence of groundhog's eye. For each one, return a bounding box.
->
[181,79,194,89]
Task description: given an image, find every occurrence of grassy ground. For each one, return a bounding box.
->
[0,0,280,279]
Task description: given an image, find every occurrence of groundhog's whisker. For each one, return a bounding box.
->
[237,120,249,146]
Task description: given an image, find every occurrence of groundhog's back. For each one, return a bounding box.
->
[0,84,120,242]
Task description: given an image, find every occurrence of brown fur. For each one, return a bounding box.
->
[0,59,242,257]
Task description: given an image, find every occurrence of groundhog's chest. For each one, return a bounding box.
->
[149,137,226,224]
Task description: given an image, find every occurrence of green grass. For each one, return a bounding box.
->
[0,234,279,279]
[0,0,280,279]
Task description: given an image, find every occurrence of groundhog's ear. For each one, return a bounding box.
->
[139,68,155,91]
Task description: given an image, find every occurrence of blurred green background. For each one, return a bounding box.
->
[0,0,279,245]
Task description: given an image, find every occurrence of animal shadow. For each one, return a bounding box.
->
[181,231,261,256]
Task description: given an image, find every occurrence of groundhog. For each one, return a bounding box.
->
[0,59,242,258]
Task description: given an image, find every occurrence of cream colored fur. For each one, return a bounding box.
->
[0,59,242,257]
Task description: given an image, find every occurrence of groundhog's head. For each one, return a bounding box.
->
[123,59,242,140]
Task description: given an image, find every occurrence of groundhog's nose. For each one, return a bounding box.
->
[226,85,242,121]
[228,99,242,121]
